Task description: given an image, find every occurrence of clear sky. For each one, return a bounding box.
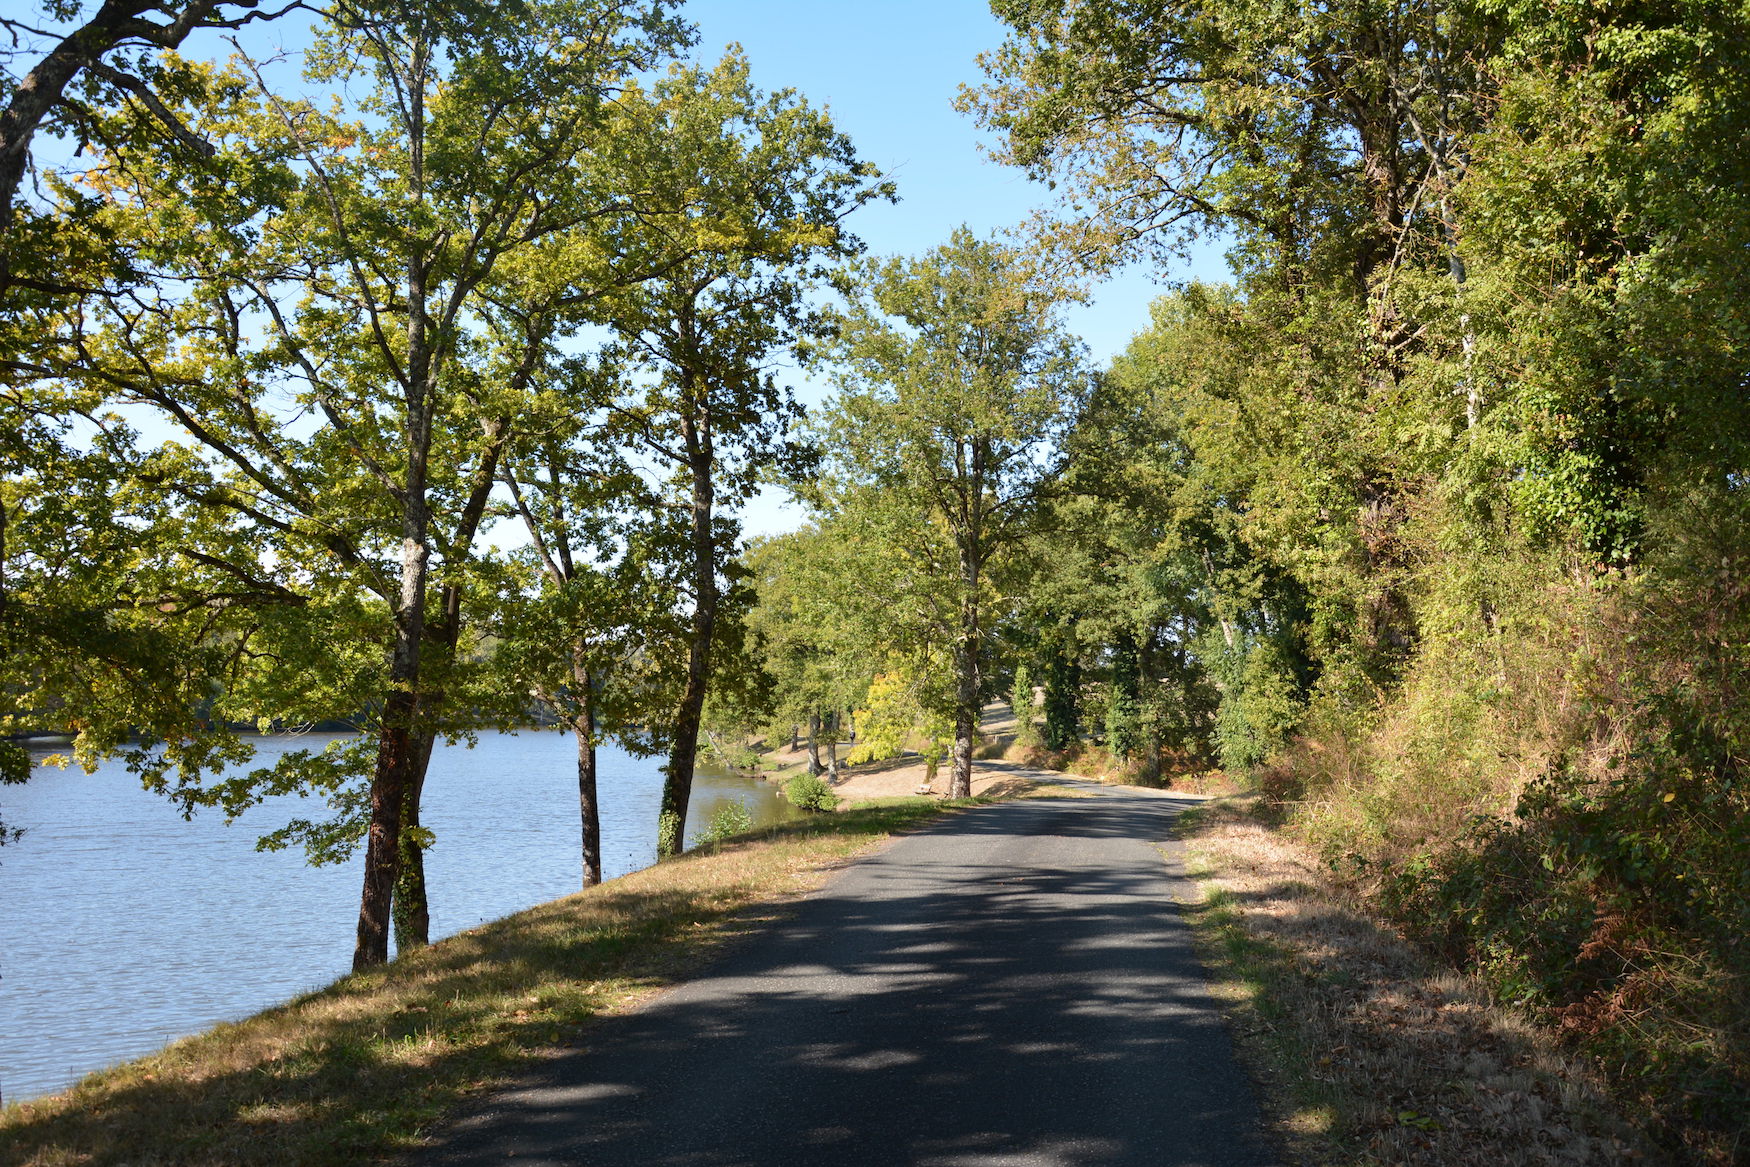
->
[681,1,1228,534]
[685,0,1228,355]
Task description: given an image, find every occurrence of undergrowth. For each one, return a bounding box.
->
[1262,501,1750,1165]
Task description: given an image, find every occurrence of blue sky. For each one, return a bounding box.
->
[686,0,1227,362]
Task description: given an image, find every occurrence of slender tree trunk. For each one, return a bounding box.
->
[574,654,601,887]
[657,413,717,859]
[825,711,839,779]
[356,684,418,969]
[949,540,982,799]
[806,712,822,776]
[391,422,510,947]
[950,644,977,799]
[356,454,429,969]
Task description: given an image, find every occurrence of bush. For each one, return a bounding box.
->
[783,772,840,813]
[693,802,754,847]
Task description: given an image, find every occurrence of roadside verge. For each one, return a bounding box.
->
[1175,796,1655,1165]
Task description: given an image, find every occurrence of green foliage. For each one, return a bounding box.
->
[1009,663,1042,750]
[979,0,1750,1156]
[782,772,840,814]
[743,525,877,747]
[0,741,26,845]
[845,679,904,765]
[656,810,684,859]
[693,802,754,847]
[1040,636,1080,752]
[1103,683,1138,762]
[0,741,30,786]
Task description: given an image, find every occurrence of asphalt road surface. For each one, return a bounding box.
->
[423,780,1278,1167]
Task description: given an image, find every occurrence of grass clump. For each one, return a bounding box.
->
[0,799,960,1166]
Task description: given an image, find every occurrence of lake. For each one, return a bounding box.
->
[0,729,795,1104]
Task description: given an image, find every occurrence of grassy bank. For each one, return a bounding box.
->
[0,799,967,1166]
[1176,796,1655,1166]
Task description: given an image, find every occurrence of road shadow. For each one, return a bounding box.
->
[424,794,1278,1167]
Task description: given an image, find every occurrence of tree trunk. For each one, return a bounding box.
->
[355,468,429,969]
[356,692,415,970]
[392,730,436,953]
[949,546,982,799]
[806,712,822,776]
[950,649,977,799]
[825,711,839,779]
[575,657,601,887]
[657,411,717,859]
[391,424,509,949]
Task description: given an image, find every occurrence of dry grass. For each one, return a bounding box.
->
[0,801,964,1166]
[979,777,1098,799]
[1178,797,1659,1166]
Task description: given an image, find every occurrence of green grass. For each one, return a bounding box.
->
[1,799,969,1166]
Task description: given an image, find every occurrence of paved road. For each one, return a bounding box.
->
[424,782,1278,1166]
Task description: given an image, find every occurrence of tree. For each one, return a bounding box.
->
[582,51,887,856]
[742,524,874,774]
[823,229,1088,797]
[25,0,688,966]
[495,498,684,886]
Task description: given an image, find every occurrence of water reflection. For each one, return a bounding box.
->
[0,730,794,1103]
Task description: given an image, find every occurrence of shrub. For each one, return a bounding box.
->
[783,772,840,813]
[694,802,754,847]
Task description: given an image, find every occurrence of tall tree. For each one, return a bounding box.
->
[824,229,1088,797]
[28,0,688,966]
[583,52,887,856]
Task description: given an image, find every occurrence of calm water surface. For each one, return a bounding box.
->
[0,729,793,1103]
